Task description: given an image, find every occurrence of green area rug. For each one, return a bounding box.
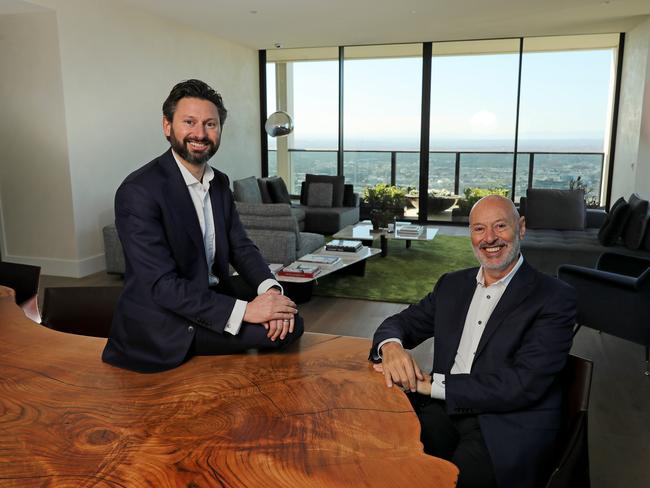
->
[313,235,477,304]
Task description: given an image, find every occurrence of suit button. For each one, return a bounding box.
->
[188,325,195,333]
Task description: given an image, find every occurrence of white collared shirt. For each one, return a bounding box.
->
[172,151,281,335]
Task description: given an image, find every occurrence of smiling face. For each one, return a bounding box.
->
[162,97,221,167]
[469,195,526,284]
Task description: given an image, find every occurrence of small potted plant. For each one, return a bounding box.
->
[361,184,408,230]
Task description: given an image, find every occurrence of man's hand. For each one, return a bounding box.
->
[244,291,297,340]
[416,374,433,396]
[379,342,424,392]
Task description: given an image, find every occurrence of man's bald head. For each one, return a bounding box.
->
[469,195,519,225]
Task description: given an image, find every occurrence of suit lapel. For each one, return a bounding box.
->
[209,170,227,276]
[474,261,537,360]
[441,270,478,372]
[160,150,205,256]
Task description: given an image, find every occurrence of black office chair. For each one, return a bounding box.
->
[0,261,42,322]
[41,286,123,338]
[558,252,650,375]
[545,354,594,488]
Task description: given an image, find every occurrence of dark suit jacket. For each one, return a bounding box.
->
[102,149,272,373]
[372,261,576,488]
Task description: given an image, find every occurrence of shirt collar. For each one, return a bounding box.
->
[171,149,214,187]
[476,254,524,288]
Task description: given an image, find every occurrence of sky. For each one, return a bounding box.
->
[267,47,614,152]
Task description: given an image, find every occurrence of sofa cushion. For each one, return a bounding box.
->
[233,176,262,203]
[644,219,650,252]
[306,174,345,207]
[257,178,273,203]
[597,197,630,246]
[343,184,356,207]
[307,182,333,207]
[622,193,649,250]
[525,189,586,230]
[266,177,291,204]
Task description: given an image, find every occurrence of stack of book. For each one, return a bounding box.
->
[396,225,423,238]
[277,263,321,278]
[325,239,363,252]
[298,254,341,265]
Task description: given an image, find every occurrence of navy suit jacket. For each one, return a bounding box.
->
[102,149,273,373]
[372,261,576,488]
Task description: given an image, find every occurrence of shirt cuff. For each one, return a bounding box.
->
[258,278,283,295]
[430,373,446,400]
[224,299,247,335]
[377,338,403,358]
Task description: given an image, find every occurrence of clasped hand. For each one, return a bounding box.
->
[243,289,297,341]
[374,342,431,395]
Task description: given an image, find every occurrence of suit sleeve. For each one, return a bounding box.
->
[116,182,236,334]
[370,275,447,359]
[444,283,576,414]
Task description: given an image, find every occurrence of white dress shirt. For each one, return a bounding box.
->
[172,151,281,335]
[378,255,524,399]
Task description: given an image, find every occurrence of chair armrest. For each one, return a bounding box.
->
[596,252,650,277]
[558,264,640,290]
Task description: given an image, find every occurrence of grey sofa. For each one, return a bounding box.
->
[233,175,360,235]
[519,189,650,276]
[103,224,125,274]
[235,202,324,265]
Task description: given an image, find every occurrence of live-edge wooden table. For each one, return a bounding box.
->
[0,297,457,487]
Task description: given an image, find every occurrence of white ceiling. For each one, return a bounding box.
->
[117,0,650,49]
[3,0,649,49]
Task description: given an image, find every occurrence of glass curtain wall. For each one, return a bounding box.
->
[343,44,423,193]
[429,39,520,221]
[262,33,620,219]
[518,34,619,206]
[266,47,339,194]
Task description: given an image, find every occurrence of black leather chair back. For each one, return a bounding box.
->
[545,354,594,488]
[41,286,122,338]
[0,261,41,306]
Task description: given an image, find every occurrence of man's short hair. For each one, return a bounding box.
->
[162,79,228,126]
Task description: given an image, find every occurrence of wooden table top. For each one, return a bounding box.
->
[0,297,457,487]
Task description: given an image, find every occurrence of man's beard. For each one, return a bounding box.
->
[168,128,219,166]
[473,231,521,272]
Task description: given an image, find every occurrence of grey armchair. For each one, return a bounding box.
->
[558,252,650,375]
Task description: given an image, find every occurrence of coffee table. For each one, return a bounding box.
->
[334,220,439,257]
[274,245,380,302]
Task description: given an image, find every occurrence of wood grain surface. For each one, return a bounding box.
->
[0,297,457,487]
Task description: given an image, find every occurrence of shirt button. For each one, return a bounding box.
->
[478,320,482,325]
[486,295,491,299]
[187,325,195,333]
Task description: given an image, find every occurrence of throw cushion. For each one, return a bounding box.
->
[343,184,355,207]
[257,178,273,203]
[525,189,586,230]
[598,197,631,246]
[266,177,291,204]
[306,182,334,208]
[622,193,649,249]
[233,176,262,204]
[306,174,345,207]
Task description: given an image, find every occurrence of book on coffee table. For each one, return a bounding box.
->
[298,254,341,265]
[277,263,321,278]
[325,239,363,252]
[396,225,423,238]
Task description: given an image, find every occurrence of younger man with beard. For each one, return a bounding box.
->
[103,79,303,373]
[370,195,576,488]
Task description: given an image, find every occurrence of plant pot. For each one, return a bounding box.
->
[427,196,458,214]
[369,207,403,230]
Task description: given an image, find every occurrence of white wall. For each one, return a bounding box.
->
[0,11,78,271]
[611,16,650,201]
[0,0,261,276]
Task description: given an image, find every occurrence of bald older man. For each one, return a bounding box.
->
[370,195,576,488]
